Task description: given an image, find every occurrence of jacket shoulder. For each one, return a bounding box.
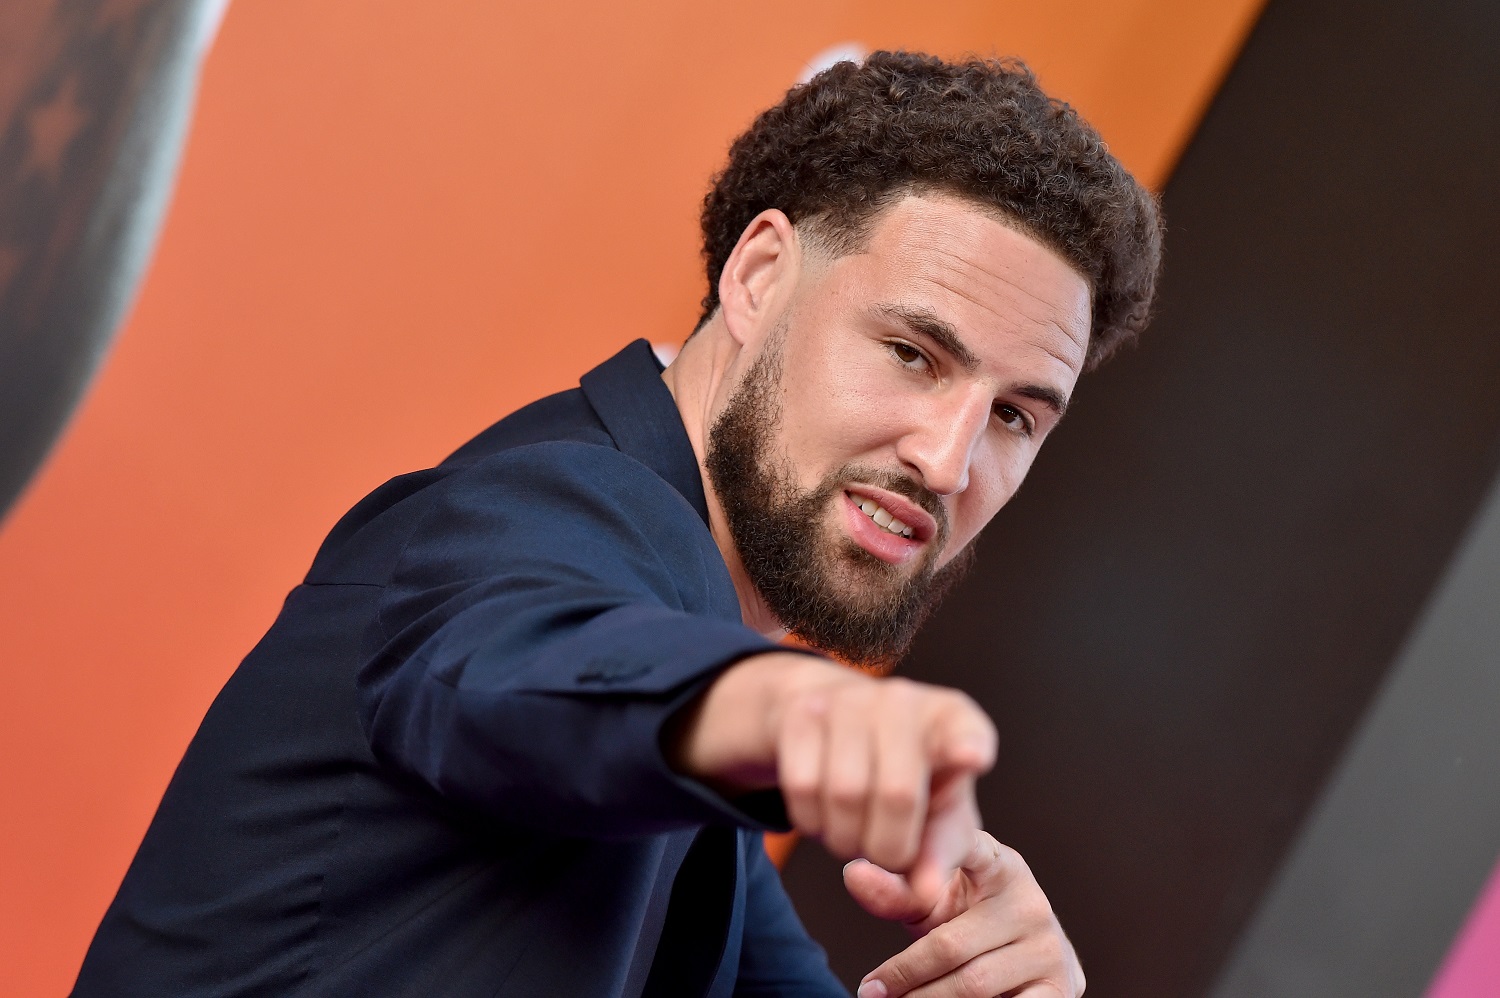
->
[440,387,612,468]
[307,387,612,581]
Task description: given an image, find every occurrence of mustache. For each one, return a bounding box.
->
[828,464,949,545]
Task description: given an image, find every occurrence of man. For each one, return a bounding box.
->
[75,52,1161,996]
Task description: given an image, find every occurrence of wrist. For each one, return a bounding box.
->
[666,650,831,793]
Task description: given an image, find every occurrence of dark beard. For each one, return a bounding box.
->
[704,335,975,669]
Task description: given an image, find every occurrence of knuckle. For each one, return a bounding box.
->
[943,687,983,715]
[781,773,819,803]
[931,924,969,964]
[783,786,816,810]
[782,790,821,829]
[1036,931,1066,967]
[955,961,991,998]
[787,694,827,726]
[827,781,866,811]
[787,809,822,837]
[834,677,875,705]
[882,961,916,991]
[783,692,812,719]
[1016,891,1054,927]
[882,676,921,703]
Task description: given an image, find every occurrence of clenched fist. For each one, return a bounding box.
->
[666,651,998,905]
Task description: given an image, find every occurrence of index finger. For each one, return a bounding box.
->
[924,692,998,774]
[905,776,980,909]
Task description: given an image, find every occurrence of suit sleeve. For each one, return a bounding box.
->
[357,441,813,838]
[734,838,851,997]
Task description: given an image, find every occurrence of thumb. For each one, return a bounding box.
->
[842,859,929,923]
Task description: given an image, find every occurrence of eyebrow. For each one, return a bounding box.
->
[874,303,1070,420]
[1015,383,1069,420]
[877,303,980,371]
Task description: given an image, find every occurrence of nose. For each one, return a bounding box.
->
[895,388,992,497]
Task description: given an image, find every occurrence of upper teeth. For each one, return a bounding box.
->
[853,495,913,538]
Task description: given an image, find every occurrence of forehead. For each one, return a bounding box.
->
[816,194,1093,379]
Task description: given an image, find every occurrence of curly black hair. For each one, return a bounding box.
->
[698,51,1163,369]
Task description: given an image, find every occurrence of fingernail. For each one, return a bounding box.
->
[857,981,887,998]
[843,858,869,873]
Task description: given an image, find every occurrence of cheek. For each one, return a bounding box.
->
[781,354,907,462]
[947,450,1031,546]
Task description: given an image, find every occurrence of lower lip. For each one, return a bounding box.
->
[840,492,925,565]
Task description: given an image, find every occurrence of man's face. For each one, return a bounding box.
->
[706,194,1091,666]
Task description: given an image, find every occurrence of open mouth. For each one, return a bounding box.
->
[839,486,939,567]
[848,493,915,538]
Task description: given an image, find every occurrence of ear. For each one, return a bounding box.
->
[717,209,801,348]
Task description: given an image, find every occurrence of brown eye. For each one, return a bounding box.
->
[891,342,923,365]
[995,404,1033,435]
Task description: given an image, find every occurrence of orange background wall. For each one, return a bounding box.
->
[0,1,1263,992]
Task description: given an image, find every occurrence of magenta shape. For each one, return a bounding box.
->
[1427,854,1500,997]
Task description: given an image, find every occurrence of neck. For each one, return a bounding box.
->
[661,322,787,640]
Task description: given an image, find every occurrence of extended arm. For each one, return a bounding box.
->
[357,442,804,836]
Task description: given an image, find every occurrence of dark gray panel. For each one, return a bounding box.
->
[782,0,1500,994]
[1211,472,1500,996]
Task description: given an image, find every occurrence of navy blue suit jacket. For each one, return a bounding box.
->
[74,341,848,997]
